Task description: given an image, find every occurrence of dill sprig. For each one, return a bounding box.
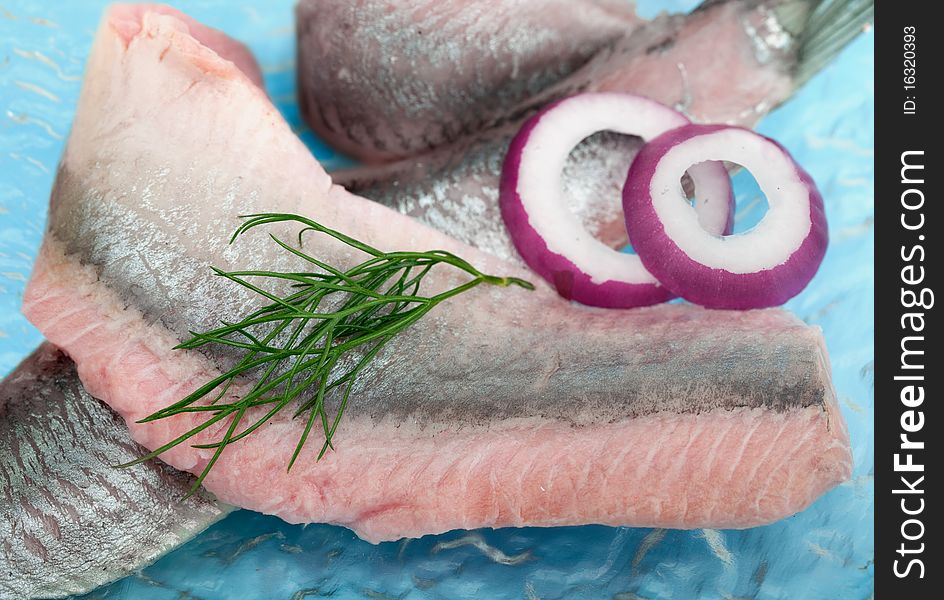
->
[119,213,533,492]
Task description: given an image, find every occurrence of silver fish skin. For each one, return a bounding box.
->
[296,0,641,162]
[546,0,874,124]
[300,0,872,162]
[336,129,640,264]
[336,0,873,261]
[0,344,230,599]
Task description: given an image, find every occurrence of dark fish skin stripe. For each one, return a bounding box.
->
[0,344,230,599]
[49,165,828,430]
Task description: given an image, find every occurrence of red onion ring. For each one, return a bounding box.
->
[623,124,828,309]
[500,93,733,308]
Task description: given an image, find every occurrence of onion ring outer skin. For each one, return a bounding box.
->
[500,93,734,308]
[623,124,828,310]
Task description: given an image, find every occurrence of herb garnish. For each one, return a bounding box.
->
[119,213,532,492]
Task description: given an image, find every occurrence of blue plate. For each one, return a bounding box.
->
[0,1,873,598]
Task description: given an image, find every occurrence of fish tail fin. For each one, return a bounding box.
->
[778,0,874,87]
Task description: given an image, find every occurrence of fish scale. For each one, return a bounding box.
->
[0,344,229,600]
[337,130,643,263]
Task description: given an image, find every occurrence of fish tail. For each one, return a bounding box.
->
[782,0,874,87]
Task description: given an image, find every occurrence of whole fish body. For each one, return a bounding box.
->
[22,5,851,547]
[336,0,874,263]
[299,0,873,163]
[296,0,641,162]
[0,345,229,599]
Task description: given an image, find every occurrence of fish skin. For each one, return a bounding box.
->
[23,6,851,544]
[0,344,230,599]
[555,0,801,124]
[298,0,868,162]
[296,0,640,162]
[337,0,870,262]
[336,129,642,264]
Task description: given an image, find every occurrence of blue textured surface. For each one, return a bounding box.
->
[0,1,873,598]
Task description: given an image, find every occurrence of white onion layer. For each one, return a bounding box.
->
[648,128,811,273]
[623,123,828,309]
[514,93,731,285]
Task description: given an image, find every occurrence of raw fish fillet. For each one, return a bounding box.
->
[296,0,640,162]
[336,0,873,261]
[299,0,873,162]
[0,345,229,599]
[23,5,851,544]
